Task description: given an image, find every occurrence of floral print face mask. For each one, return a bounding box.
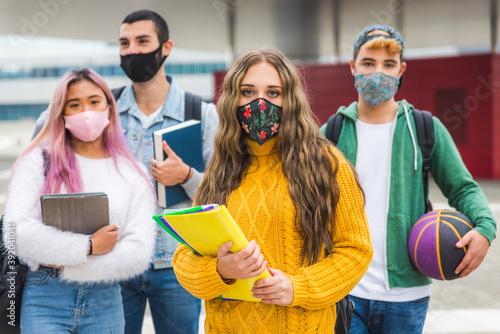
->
[354,72,399,107]
[236,98,282,145]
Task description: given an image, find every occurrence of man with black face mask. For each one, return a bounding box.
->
[32,9,218,334]
[115,10,219,334]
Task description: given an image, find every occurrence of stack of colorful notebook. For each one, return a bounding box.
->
[152,204,273,302]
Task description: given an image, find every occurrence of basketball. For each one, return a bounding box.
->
[408,210,473,280]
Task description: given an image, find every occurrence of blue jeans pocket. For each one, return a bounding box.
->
[410,296,430,304]
[25,270,51,285]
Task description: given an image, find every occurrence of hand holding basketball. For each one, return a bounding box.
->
[454,229,490,278]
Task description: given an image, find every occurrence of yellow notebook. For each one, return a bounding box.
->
[153,205,273,302]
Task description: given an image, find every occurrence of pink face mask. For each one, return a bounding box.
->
[63,109,110,142]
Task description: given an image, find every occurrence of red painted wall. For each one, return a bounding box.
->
[391,54,494,178]
[214,53,500,179]
[491,55,500,179]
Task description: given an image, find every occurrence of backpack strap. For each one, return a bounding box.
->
[184,92,202,121]
[325,113,345,145]
[412,109,435,212]
[111,86,126,102]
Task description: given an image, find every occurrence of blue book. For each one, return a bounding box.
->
[153,119,204,208]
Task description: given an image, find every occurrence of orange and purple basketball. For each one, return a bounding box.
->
[408,210,473,280]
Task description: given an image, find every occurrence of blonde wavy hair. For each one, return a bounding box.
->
[195,47,361,265]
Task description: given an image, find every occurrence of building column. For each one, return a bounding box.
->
[272,0,321,62]
[491,0,498,53]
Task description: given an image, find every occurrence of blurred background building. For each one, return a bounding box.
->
[0,0,499,179]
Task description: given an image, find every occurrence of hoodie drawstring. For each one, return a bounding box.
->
[403,104,418,175]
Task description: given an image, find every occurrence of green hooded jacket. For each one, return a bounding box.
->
[320,99,496,288]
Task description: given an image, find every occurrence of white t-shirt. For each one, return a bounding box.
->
[135,105,163,162]
[350,118,432,302]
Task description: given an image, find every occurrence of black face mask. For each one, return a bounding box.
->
[120,44,167,83]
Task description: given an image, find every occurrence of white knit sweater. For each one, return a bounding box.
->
[3,147,158,283]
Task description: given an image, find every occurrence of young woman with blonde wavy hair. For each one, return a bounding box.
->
[173,47,373,333]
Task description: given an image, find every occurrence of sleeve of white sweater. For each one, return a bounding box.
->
[62,163,157,283]
[3,148,90,268]
[3,148,157,283]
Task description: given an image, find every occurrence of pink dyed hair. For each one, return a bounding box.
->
[20,68,149,195]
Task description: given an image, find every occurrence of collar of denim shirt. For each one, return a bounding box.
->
[117,75,184,122]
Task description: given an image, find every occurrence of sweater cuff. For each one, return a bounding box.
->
[288,274,309,307]
[204,257,236,292]
[474,224,496,245]
[181,169,203,200]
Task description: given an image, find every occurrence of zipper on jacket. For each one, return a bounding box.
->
[383,113,399,291]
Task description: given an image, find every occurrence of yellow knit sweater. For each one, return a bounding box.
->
[173,137,373,333]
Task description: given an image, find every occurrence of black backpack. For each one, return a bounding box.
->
[111,86,203,121]
[334,294,355,334]
[325,109,435,212]
[0,215,28,334]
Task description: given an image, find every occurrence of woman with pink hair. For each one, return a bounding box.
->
[2,68,157,333]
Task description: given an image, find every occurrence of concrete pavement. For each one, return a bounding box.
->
[0,120,499,333]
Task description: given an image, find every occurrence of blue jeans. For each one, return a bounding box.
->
[120,265,201,334]
[21,266,124,333]
[349,295,429,334]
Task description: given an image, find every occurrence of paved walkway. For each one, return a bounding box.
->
[142,308,500,333]
[1,121,499,333]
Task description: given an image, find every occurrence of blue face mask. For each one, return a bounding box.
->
[354,72,399,107]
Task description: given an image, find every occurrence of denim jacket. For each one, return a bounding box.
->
[117,76,218,269]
